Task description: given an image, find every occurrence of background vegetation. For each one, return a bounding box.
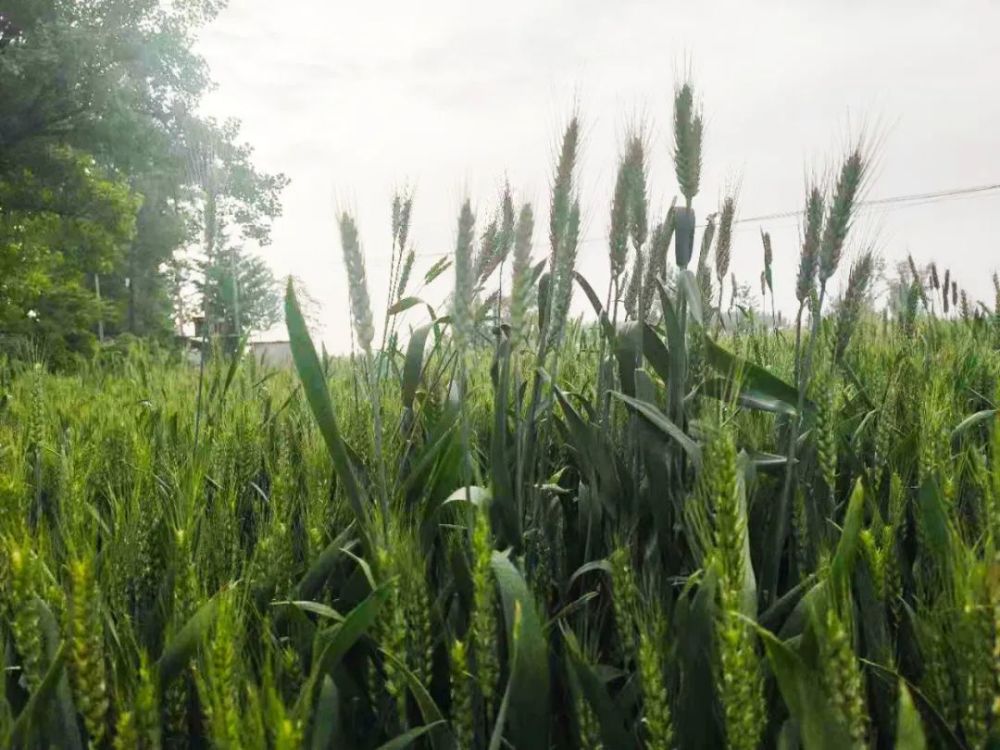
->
[0,0,286,364]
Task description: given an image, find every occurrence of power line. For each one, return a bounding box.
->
[572,181,1000,245]
[721,183,1000,236]
[721,181,1000,227]
[361,180,1000,264]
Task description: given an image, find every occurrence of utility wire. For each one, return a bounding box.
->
[361,181,1000,265]
[715,181,1000,227]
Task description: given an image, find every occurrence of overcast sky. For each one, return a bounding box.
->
[196,0,1000,352]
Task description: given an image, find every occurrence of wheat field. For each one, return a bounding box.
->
[2,81,1000,750]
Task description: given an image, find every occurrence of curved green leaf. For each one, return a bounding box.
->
[916,480,953,566]
[756,626,853,750]
[5,643,70,748]
[610,391,702,469]
[388,296,426,316]
[640,323,672,386]
[613,322,642,397]
[553,383,622,510]
[675,571,724,749]
[294,525,356,602]
[747,449,790,468]
[656,279,687,422]
[441,485,492,507]
[702,376,797,416]
[573,270,615,342]
[563,629,638,750]
[157,592,221,689]
[830,479,865,595]
[309,676,340,750]
[546,591,599,631]
[286,280,373,555]
[297,583,391,716]
[376,721,446,750]
[863,660,962,750]
[379,649,451,750]
[278,600,345,622]
[567,559,612,590]
[951,408,997,440]
[402,322,433,410]
[705,338,807,415]
[491,552,550,750]
[679,269,703,325]
[36,598,83,749]
[896,683,926,749]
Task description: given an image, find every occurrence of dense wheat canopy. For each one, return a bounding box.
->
[3,1,1000,746]
[3,73,1000,746]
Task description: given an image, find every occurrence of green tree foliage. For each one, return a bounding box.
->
[0,0,286,361]
[0,146,140,360]
[197,239,282,342]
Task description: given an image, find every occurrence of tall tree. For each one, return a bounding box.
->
[196,234,282,343]
[0,146,140,361]
[0,0,286,359]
